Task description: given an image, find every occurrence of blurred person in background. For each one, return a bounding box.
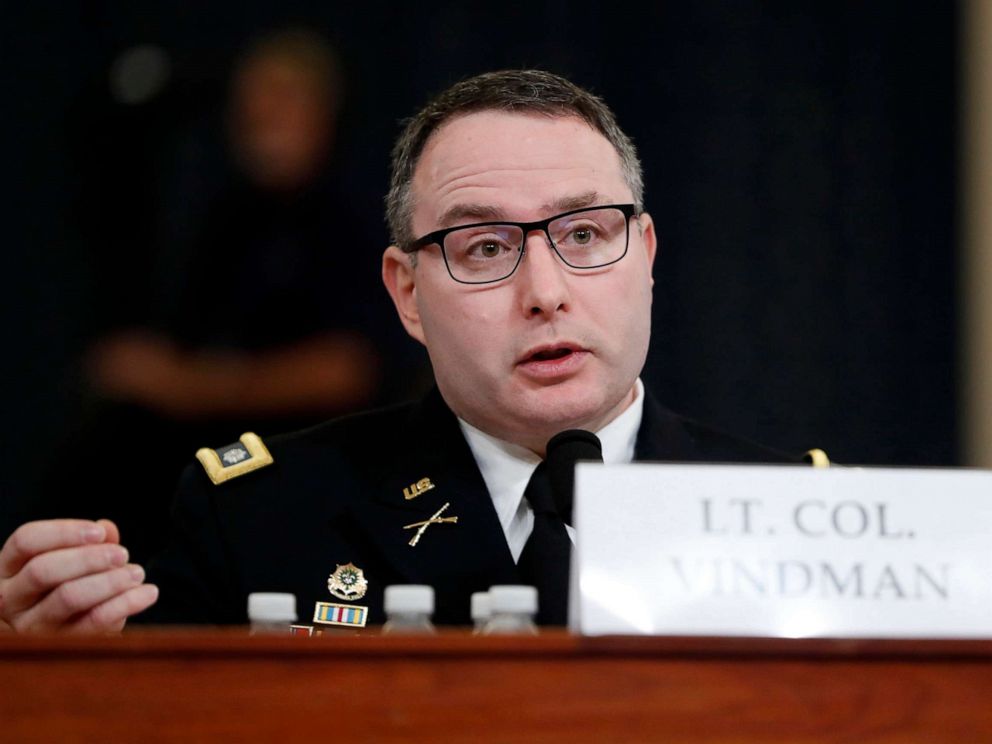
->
[34,29,392,564]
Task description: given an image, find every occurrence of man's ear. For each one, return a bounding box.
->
[637,212,658,287]
[382,245,426,345]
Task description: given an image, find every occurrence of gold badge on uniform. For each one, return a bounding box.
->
[195,432,274,485]
[404,502,459,547]
[403,477,436,500]
[327,562,368,601]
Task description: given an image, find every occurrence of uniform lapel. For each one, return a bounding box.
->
[634,386,697,462]
[348,388,518,621]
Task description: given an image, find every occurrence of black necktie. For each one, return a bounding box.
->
[516,459,572,626]
[516,429,604,626]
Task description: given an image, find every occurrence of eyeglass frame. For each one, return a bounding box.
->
[402,203,640,285]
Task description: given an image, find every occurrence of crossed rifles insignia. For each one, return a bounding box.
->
[400,476,459,547]
[404,502,459,547]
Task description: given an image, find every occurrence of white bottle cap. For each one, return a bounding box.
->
[384,584,435,615]
[470,591,491,622]
[247,592,297,623]
[488,585,538,614]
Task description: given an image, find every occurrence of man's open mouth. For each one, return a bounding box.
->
[528,347,574,362]
[518,344,587,367]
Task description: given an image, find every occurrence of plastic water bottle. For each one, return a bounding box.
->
[247,592,297,634]
[382,585,437,634]
[470,591,491,634]
[482,585,539,635]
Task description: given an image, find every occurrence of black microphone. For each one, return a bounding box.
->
[544,429,603,526]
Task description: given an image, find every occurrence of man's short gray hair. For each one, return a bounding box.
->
[386,69,644,249]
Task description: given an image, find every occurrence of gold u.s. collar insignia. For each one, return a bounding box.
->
[195,432,273,485]
[327,563,368,601]
[403,477,436,500]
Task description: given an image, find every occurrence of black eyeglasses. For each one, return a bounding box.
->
[405,204,638,284]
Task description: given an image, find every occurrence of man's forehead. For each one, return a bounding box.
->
[410,110,628,229]
[416,110,621,179]
[437,190,605,226]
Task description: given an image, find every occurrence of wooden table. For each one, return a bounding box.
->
[1,631,990,742]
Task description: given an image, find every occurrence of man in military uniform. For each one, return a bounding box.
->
[0,70,813,633]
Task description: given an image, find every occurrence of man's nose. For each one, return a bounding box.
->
[516,229,570,317]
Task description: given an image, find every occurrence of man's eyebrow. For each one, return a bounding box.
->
[438,203,506,227]
[542,191,601,214]
[437,191,605,229]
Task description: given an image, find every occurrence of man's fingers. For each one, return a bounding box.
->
[0,518,132,634]
[0,520,112,577]
[68,583,159,634]
[13,564,147,632]
[96,519,120,546]
[3,543,130,615]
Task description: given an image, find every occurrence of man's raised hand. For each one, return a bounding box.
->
[0,519,158,633]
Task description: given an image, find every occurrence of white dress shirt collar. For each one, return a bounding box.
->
[458,379,645,560]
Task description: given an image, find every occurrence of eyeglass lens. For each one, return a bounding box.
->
[443,207,629,283]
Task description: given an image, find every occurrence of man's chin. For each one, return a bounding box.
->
[509,389,611,436]
[514,376,638,434]
[450,376,632,448]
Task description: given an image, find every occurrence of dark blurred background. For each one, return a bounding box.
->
[3,3,957,549]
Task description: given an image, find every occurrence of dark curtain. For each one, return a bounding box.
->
[2,1,957,538]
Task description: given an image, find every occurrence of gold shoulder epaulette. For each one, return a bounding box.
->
[804,448,830,468]
[195,432,274,485]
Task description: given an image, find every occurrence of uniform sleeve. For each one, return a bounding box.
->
[133,464,245,625]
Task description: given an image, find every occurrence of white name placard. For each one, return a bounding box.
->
[572,464,992,638]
